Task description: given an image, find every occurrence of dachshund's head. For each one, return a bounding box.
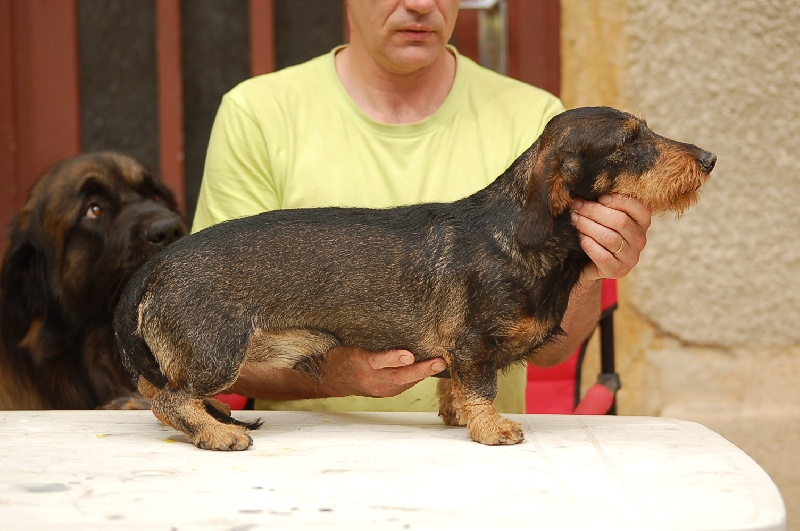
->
[518,106,716,247]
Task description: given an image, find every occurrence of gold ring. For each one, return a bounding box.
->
[612,239,625,254]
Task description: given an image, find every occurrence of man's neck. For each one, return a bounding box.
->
[335,45,456,125]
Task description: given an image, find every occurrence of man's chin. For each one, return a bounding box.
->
[385,44,447,74]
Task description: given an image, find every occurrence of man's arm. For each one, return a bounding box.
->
[529,274,602,367]
[193,94,280,233]
[227,349,446,400]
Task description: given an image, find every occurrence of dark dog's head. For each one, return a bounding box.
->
[1,151,187,360]
[519,106,716,246]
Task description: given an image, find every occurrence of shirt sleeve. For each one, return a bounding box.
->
[519,92,566,157]
[544,97,567,124]
[192,92,281,233]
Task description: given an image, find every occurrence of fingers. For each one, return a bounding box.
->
[598,193,652,230]
[388,356,448,386]
[368,349,447,384]
[367,349,416,370]
[325,348,446,398]
[570,194,652,280]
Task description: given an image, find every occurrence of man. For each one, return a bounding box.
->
[193,0,650,412]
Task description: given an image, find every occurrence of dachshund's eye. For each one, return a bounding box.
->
[152,194,165,205]
[84,203,105,219]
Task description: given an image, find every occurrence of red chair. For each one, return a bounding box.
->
[526,279,620,415]
[215,392,249,411]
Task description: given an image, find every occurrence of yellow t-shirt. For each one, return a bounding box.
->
[194,46,564,413]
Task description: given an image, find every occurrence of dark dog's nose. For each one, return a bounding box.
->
[698,151,717,173]
[146,216,187,246]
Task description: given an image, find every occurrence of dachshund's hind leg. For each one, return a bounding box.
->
[150,387,254,451]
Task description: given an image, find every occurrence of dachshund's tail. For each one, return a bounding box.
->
[204,401,263,430]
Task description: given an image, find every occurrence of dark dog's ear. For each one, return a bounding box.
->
[0,212,51,349]
[516,150,576,249]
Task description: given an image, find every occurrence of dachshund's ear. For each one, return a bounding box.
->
[516,151,575,249]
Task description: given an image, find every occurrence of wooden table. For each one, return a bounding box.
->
[0,411,786,530]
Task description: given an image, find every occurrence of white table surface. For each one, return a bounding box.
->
[0,410,786,530]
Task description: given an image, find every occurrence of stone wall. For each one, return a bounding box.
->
[561,0,800,526]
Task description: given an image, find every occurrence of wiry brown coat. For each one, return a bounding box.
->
[115,107,716,450]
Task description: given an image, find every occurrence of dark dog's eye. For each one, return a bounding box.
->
[84,203,105,219]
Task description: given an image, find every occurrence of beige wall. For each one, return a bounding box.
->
[561,0,800,527]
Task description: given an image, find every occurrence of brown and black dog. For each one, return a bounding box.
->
[115,107,716,450]
[0,152,186,410]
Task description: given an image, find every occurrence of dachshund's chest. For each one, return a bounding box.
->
[489,315,563,366]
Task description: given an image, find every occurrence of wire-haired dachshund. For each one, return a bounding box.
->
[114,107,716,450]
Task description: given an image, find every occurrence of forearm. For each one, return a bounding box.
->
[529,274,602,368]
[225,348,447,401]
[226,364,332,401]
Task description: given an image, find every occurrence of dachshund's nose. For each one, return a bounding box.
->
[698,151,717,173]
[146,215,187,246]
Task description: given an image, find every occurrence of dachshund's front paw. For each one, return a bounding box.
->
[467,411,524,445]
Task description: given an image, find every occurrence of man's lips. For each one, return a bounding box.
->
[397,25,435,41]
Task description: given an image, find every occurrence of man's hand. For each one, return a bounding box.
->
[227,347,446,401]
[531,194,652,368]
[570,194,652,281]
[318,348,446,398]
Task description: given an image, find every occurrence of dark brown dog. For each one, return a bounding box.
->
[115,107,716,450]
[0,152,186,410]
